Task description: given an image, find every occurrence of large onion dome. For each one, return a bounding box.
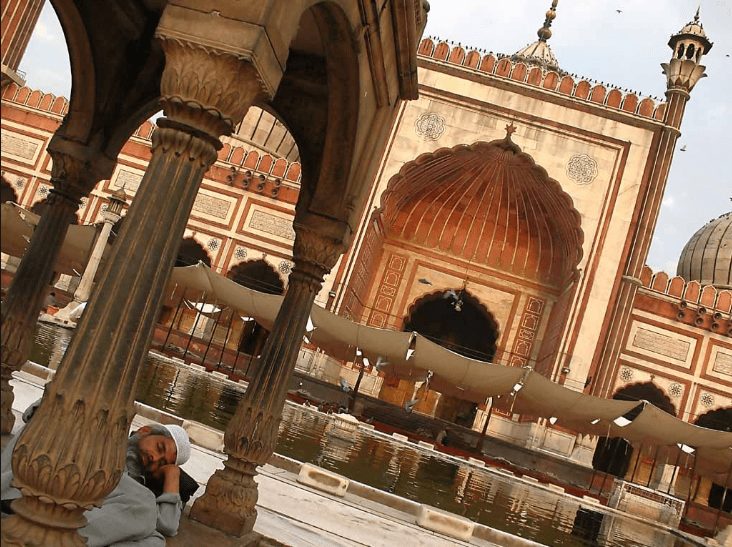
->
[677,212,731,289]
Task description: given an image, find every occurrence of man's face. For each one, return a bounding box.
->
[136,432,177,476]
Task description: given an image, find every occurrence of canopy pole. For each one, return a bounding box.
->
[713,459,732,534]
[667,446,683,495]
[162,288,187,353]
[183,290,207,361]
[200,299,222,366]
[630,444,644,484]
[348,355,366,413]
[683,453,698,522]
[217,309,236,370]
[477,398,494,454]
[646,445,661,488]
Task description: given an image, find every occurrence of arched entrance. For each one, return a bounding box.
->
[227,260,284,358]
[404,290,499,362]
[1,176,18,204]
[174,237,211,267]
[592,382,676,477]
[695,407,732,512]
[403,290,499,426]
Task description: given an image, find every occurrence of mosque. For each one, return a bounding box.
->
[1,0,730,542]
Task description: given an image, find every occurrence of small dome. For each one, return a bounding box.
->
[668,10,713,54]
[677,212,731,289]
[513,41,559,70]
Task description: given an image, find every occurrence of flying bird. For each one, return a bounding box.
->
[616,9,622,13]
[443,289,460,301]
[374,356,390,372]
[404,398,420,413]
[680,145,687,152]
[339,377,351,392]
[418,278,432,285]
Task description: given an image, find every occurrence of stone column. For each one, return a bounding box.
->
[190,224,346,536]
[53,190,126,324]
[0,148,109,436]
[1,38,262,547]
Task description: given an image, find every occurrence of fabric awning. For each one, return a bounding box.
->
[1,202,106,276]
[166,262,732,486]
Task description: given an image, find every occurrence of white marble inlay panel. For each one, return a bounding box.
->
[626,321,695,368]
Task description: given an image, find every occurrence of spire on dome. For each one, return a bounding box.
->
[512,1,561,70]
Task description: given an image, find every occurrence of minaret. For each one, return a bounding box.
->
[661,8,713,128]
[512,0,560,70]
[1,0,44,88]
[593,11,713,398]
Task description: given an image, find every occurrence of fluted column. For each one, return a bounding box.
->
[190,225,346,536]
[1,149,108,436]
[1,38,263,547]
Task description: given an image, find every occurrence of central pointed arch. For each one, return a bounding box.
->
[380,138,584,287]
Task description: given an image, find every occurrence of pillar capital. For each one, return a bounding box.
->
[156,36,266,139]
[292,219,351,275]
[46,145,113,205]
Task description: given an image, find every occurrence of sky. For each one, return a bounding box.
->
[17,1,732,275]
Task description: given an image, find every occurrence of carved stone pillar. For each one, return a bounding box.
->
[0,149,109,436]
[1,38,263,547]
[190,224,346,536]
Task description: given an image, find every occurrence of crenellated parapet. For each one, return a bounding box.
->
[1,84,303,192]
[640,265,732,336]
[1,82,69,115]
[417,38,666,121]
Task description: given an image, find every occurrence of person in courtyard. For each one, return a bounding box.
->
[43,291,57,311]
[1,400,198,546]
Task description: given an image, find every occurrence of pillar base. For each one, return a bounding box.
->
[167,513,274,547]
[188,499,257,538]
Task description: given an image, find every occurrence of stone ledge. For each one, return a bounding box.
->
[346,481,421,516]
[167,513,289,547]
[467,457,486,467]
[187,363,206,371]
[297,463,349,497]
[416,505,475,541]
[210,371,228,380]
[418,441,435,450]
[392,432,409,442]
[182,420,225,452]
[133,401,184,426]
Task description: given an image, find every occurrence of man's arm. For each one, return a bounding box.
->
[153,464,183,537]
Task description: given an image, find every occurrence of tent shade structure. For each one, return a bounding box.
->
[165,263,732,486]
[1,202,107,276]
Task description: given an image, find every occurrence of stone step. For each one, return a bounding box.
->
[297,463,349,497]
[416,505,475,541]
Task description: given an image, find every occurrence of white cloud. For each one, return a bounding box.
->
[661,195,676,209]
[33,22,56,42]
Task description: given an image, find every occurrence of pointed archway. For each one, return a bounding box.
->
[1,176,18,204]
[592,382,676,477]
[695,407,732,512]
[227,260,284,358]
[402,290,499,426]
[174,237,211,268]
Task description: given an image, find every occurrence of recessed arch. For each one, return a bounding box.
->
[226,259,284,295]
[1,175,18,204]
[380,138,583,287]
[175,237,211,268]
[403,290,499,362]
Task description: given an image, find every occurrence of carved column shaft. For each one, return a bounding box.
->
[1,39,263,547]
[72,215,116,303]
[1,154,99,436]
[191,226,345,536]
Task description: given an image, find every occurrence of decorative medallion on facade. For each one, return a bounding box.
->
[699,392,715,407]
[414,112,446,141]
[619,366,634,382]
[566,154,598,185]
[37,185,49,197]
[669,383,683,398]
[234,246,247,260]
[12,175,26,190]
[207,238,220,251]
[278,261,292,275]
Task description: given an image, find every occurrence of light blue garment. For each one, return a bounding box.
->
[2,425,183,547]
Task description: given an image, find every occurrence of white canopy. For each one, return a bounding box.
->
[1,202,107,276]
[168,262,732,486]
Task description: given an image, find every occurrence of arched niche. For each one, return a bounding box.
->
[694,407,732,512]
[226,260,284,357]
[592,382,676,477]
[403,290,499,362]
[1,175,19,204]
[174,237,211,268]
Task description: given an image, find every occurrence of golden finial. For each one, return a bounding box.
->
[537,0,559,42]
